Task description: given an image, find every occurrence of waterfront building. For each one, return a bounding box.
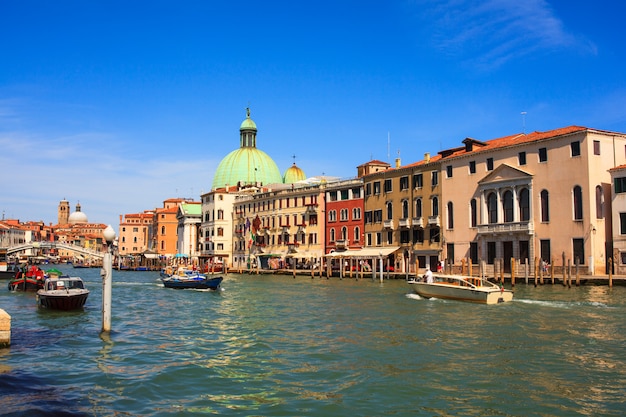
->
[324,178,364,254]
[361,155,444,273]
[610,164,626,274]
[232,179,325,270]
[153,198,191,257]
[176,201,201,258]
[199,188,239,268]
[118,211,154,256]
[438,126,626,275]
[0,220,29,249]
[207,108,315,269]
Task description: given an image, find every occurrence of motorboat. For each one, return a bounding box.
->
[161,268,223,290]
[7,265,46,291]
[409,274,513,304]
[36,276,90,310]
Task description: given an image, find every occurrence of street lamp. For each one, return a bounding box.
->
[101,225,116,333]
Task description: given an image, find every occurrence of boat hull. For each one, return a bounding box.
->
[410,281,513,304]
[37,291,89,310]
[8,278,43,291]
[162,276,223,290]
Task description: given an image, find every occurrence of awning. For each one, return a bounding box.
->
[325,246,400,258]
[143,253,159,259]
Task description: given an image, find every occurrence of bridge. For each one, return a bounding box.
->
[1,242,106,259]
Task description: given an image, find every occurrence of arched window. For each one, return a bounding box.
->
[487,192,498,223]
[341,226,347,240]
[447,202,454,229]
[161,226,166,235]
[573,186,583,220]
[354,226,360,242]
[415,198,422,218]
[596,185,604,219]
[387,202,393,220]
[519,188,530,221]
[330,228,335,242]
[470,198,477,227]
[402,200,409,219]
[432,196,439,216]
[503,190,514,223]
[541,190,550,222]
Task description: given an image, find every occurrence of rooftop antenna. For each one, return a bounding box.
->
[521,111,527,134]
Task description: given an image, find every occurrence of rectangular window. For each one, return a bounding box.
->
[373,182,381,195]
[571,141,581,157]
[469,161,476,174]
[373,210,383,223]
[387,231,393,245]
[384,179,392,193]
[518,152,526,165]
[340,189,349,200]
[593,140,600,155]
[620,213,626,235]
[376,233,382,245]
[446,165,453,178]
[487,241,496,264]
[470,242,478,264]
[400,230,410,244]
[364,211,373,224]
[413,174,423,189]
[431,171,438,186]
[616,177,626,194]
[400,176,409,190]
[487,158,494,171]
[365,183,371,196]
[539,147,547,162]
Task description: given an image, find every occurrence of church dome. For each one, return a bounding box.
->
[212,108,283,190]
[283,163,306,184]
[68,203,88,224]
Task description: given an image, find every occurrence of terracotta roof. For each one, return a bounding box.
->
[438,126,589,160]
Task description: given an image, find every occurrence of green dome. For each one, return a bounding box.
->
[213,148,282,189]
[283,163,306,184]
[212,108,283,190]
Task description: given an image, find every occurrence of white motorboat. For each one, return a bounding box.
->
[409,274,513,304]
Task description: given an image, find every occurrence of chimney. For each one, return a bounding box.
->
[395,157,401,168]
[424,152,430,163]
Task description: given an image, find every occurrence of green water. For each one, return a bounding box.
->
[1,269,625,416]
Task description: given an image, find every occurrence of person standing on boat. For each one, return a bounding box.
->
[423,267,434,283]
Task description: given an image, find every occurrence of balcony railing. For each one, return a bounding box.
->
[428,215,440,226]
[398,218,411,228]
[412,217,423,228]
[335,239,348,248]
[383,220,394,229]
[477,222,533,234]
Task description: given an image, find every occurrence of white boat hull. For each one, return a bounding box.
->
[409,276,513,305]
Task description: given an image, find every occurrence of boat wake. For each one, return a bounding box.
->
[515,298,610,309]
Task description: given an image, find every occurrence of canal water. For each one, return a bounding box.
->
[0,268,625,416]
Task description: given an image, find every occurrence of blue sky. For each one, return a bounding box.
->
[2,0,625,231]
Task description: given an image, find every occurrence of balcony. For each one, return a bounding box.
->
[428,215,440,226]
[477,222,533,235]
[335,239,348,248]
[412,217,423,228]
[383,220,394,229]
[398,218,411,228]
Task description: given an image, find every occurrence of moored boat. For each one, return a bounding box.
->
[36,276,89,310]
[409,274,513,304]
[161,268,223,290]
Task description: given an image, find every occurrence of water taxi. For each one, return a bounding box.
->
[409,274,513,304]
